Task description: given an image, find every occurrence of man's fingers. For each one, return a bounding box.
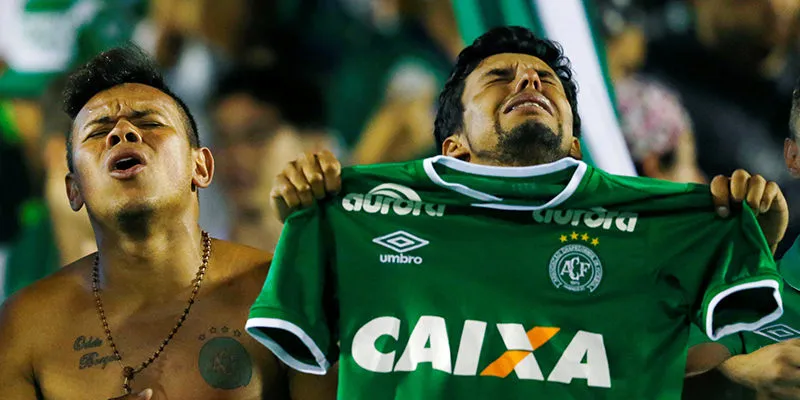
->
[316,149,343,194]
[745,174,767,215]
[297,153,326,199]
[710,175,732,217]
[272,174,301,209]
[283,162,315,207]
[271,175,301,223]
[730,169,752,203]
[761,181,781,214]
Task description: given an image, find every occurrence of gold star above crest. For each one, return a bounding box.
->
[591,238,599,246]
[570,232,579,240]
[581,233,590,241]
[559,235,568,243]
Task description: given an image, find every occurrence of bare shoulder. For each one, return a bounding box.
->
[209,239,272,288]
[1,254,94,324]
[0,253,94,373]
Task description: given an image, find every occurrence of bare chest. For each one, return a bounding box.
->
[34,297,286,400]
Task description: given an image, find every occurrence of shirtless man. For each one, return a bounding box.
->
[0,46,337,399]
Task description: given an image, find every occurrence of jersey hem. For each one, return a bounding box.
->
[705,278,783,341]
[245,316,331,375]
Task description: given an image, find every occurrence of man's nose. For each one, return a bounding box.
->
[106,120,142,147]
[514,69,543,93]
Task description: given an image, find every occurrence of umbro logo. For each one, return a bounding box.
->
[755,323,800,342]
[373,231,429,265]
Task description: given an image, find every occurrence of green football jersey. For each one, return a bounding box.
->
[247,156,782,399]
[690,236,800,356]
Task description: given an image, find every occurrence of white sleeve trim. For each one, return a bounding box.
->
[245,317,331,375]
[705,279,783,341]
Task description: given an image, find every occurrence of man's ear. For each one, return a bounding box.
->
[442,134,471,161]
[785,138,800,178]
[191,147,214,189]
[568,137,583,160]
[65,172,84,211]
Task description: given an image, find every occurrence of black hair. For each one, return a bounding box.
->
[791,76,800,140]
[212,63,326,130]
[62,45,199,172]
[433,26,581,151]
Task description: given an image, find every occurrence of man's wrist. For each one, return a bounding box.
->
[719,354,759,390]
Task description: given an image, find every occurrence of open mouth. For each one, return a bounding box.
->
[113,157,143,171]
[503,93,554,115]
[108,151,147,179]
[509,101,548,113]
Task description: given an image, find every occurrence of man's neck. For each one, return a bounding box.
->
[93,212,206,300]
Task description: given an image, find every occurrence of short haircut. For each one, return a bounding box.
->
[433,26,581,151]
[791,76,800,140]
[212,63,326,130]
[62,45,199,172]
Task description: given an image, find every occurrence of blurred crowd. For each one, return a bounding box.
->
[1,0,800,301]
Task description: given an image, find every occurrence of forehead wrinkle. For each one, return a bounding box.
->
[80,94,173,131]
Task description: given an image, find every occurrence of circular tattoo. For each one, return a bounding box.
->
[198,337,253,389]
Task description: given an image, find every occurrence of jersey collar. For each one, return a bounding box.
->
[421,155,588,210]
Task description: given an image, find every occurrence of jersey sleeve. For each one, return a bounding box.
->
[245,206,338,375]
[695,206,782,341]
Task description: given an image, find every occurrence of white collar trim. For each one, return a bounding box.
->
[421,156,588,211]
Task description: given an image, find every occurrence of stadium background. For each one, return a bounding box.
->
[0,0,796,397]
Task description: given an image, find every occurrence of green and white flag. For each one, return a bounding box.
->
[452,0,636,176]
[0,0,140,98]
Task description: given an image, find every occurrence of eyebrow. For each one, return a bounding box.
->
[484,67,514,79]
[537,69,555,79]
[84,109,161,129]
[483,66,557,80]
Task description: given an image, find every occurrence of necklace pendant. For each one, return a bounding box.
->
[122,366,135,394]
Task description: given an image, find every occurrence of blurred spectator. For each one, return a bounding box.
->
[0,100,36,245]
[3,76,95,298]
[644,0,800,257]
[616,77,705,183]
[598,0,705,184]
[644,0,800,182]
[325,0,460,164]
[210,64,336,251]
